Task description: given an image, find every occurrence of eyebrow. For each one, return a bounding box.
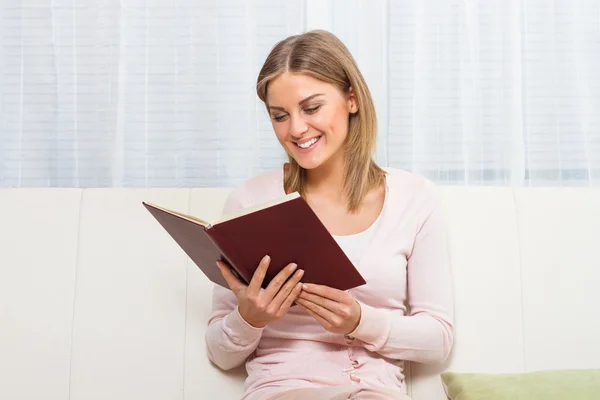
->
[268,93,325,112]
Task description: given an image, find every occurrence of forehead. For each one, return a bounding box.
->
[266,72,340,106]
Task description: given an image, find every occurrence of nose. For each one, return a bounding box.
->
[289,114,309,138]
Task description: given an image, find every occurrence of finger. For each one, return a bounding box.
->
[217,261,244,294]
[297,290,346,315]
[295,298,337,323]
[263,262,298,301]
[301,283,352,305]
[271,269,304,310]
[297,302,331,327]
[278,282,303,315]
[247,255,271,295]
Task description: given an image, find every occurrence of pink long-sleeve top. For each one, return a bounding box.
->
[205,167,454,400]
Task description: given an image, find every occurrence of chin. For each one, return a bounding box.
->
[286,153,322,170]
[295,160,321,170]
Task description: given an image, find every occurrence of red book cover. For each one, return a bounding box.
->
[143,193,366,291]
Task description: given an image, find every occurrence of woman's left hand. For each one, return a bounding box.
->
[296,283,362,335]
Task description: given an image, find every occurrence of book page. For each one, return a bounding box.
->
[143,192,300,227]
[216,191,300,225]
[143,202,209,226]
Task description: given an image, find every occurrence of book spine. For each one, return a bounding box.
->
[205,226,248,285]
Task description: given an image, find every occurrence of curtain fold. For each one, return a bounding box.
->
[0,0,598,188]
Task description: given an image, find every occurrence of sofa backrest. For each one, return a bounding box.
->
[1,187,599,400]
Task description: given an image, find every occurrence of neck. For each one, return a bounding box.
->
[304,153,346,200]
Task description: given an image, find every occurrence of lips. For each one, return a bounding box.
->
[296,136,322,149]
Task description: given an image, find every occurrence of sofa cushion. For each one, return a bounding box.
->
[442,369,600,400]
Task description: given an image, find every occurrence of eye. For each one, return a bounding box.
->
[304,105,321,114]
[272,114,288,122]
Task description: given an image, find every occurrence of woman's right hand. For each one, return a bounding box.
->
[217,255,304,328]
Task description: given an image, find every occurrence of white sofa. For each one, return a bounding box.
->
[1,187,599,400]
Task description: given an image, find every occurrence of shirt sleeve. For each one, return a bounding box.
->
[348,184,455,364]
[204,185,265,370]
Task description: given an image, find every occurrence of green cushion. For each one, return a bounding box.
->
[441,369,600,400]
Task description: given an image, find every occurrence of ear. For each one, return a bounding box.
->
[347,86,359,114]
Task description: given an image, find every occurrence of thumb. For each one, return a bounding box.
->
[217,261,244,294]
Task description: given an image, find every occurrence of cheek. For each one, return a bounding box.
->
[272,122,289,146]
[326,107,349,139]
[271,122,289,143]
[309,107,346,135]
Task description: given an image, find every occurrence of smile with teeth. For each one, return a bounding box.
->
[296,136,321,149]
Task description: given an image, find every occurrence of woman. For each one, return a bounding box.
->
[205,30,454,400]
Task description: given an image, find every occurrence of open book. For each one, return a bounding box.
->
[142,192,366,291]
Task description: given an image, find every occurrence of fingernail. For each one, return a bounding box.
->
[302,283,308,290]
[288,263,297,271]
[297,269,304,277]
[262,255,270,263]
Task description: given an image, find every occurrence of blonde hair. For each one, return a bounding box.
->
[256,30,386,212]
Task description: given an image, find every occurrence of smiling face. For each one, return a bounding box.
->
[266,72,358,171]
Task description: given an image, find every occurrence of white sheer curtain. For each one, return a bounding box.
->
[1,0,599,188]
[0,0,302,188]
[321,0,600,187]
